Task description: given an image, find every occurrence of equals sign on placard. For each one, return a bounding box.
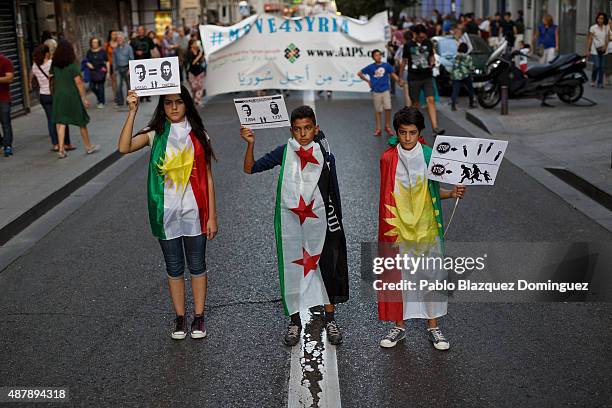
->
[259,117,267,123]
[148,69,158,76]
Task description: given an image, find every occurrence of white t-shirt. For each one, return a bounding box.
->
[32,59,52,95]
[479,20,490,32]
[589,24,609,54]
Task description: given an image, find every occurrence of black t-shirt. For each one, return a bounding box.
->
[465,21,479,35]
[186,50,205,76]
[501,20,516,44]
[131,36,155,59]
[402,39,434,81]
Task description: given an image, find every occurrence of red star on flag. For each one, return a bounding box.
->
[292,248,321,277]
[289,196,318,225]
[295,146,319,170]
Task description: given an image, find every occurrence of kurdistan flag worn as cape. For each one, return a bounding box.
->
[274,137,349,316]
[147,120,209,240]
[377,142,447,321]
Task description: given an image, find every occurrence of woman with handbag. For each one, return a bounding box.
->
[185,40,206,106]
[51,40,99,159]
[30,44,73,152]
[86,37,109,108]
[586,12,609,88]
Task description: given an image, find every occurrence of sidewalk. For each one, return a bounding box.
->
[0,87,155,245]
[439,84,612,232]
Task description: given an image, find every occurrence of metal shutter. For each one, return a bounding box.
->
[0,1,25,116]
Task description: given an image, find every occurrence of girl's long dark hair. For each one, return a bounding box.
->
[52,40,76,69]
[137,85,216,162]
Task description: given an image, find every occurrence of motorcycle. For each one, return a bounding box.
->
[474,41,588,109]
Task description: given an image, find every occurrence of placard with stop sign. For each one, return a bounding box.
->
[426,136,508,185]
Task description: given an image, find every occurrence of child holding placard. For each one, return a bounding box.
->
[239,106,349,347]
[377,107,465,350]
[117,87,217,340]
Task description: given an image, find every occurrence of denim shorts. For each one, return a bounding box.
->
[158,234,207,279]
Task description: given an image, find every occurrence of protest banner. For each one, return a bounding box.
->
[129,57,180,96]
[234,94,290,129]
[200,12,388,95]
[427,136,508,185]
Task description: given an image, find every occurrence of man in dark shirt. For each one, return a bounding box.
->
[501,12,517,49]
[464,13,479,35]
[399,24,445,136]
[130,26,155,101]
[0,52,14,156]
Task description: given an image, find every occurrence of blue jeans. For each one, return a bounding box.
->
[158,234,207,279]
[39,94,71,145]
[115,66,130,105]
[591,54,606,86]
[90,81,105,104]
[0,101,13,147]
[451,77,475,105]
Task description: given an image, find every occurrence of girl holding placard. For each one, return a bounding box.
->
[117,87,218,340]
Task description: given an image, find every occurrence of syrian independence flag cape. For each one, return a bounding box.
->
[274,137,349,316]
[147,120,209,240]
[377,143,446,322]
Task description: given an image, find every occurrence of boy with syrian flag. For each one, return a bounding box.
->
[378,107,465,350]
[240,106,349,346]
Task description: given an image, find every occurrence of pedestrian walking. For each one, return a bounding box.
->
[488,13,501,48]
[86,37,109,108]
[0,51,14,157]
[587,12,609,88]
[450,42,476,111]
[515,10,525,49]
[377,107,465,350]
[176,27,190,81]
[148,31,162,58]
[117,87,218,340]
[185,40,206,105]
[112,32,134,107]
[239,105,349,347]
[500,12,517,50]
[534,14,558,64]
[358,49,401,137]
[30,44,73,151]
[162,28,179,58]
[51,40,99,158]
[105,30,118,104]
[399,24,445,136]
[131,26,155,102]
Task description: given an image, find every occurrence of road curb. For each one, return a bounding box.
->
[0,150,122,246]
[465,111,491,134]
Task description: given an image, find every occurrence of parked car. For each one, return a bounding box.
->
[432,34,493,94]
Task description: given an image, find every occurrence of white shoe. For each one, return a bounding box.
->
[427,327,450,350]
[380,327,406,348]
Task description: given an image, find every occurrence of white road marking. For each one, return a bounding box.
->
[287,309,342,408]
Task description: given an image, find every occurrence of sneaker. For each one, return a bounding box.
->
[190,314,207,339]
[433,127,445,137]
[427,327,450,350]
[97,103,104,109]
[3,146,13,157]
[283,323,302,346]
[86,144,100,154]
[380,326,406,348]
[171,315,187,340]
[325,320,343,345]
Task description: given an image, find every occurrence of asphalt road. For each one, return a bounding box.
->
[0,92,611,407]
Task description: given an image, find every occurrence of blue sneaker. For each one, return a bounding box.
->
[4,147,13,157]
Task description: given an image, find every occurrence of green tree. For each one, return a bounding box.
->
[336,0,419,19]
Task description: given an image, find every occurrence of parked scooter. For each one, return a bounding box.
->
[474,41,588,109]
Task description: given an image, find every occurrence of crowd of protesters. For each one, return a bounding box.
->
[0,25,207,158]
